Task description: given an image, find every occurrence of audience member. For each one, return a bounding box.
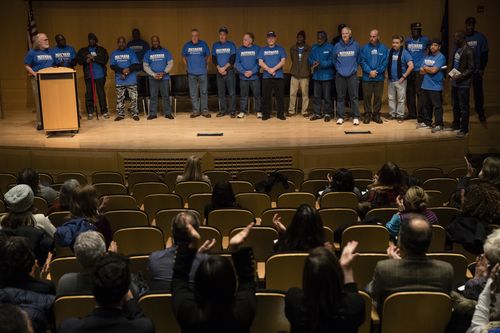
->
[204,181,240,222]
[176,155,211,185]
[361,161,404,212]
[321,168,362,198]
[0,303,35,333]
[17,168,58,206]
[467,264,500,333]
[47,179,80,215]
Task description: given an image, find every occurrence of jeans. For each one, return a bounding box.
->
[406,71,424,121]
[388,80,407,118]
[188,74,208,114]
[335,73,359,119]
[149,78,171,116]
[422,89,443,126]
[312,80,332,116]
[452,86,471,133]
[217,69,236,114]
[472,72,485,118]
[84,77,108,115]
[239,79,261,114]
[31,76,42,128]
[262,78,285,117]
[362,81,384,117]
[289,77,310,114]
[116,85,138,117]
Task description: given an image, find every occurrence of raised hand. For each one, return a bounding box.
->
[340,241,359,269]
[198,238,216,253]
[386,244,401,260]
[185,221,201,249]
[272,213,286,233]
[229,222,254,252]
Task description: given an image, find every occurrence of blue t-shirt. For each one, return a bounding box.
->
[110,48,139,86]
[389,49,413,82]
[143,48,173,81]
[421,52,446,91]
[51,45,76,68]
[88,47,105,79]
[24,49,54,72]
[405,36,430,71]
[235,44,261,81]
[257,44,287,79]
[182,40,210,75]
[127,39,150,62]
[465,31,488,70]
[211,41,236,67]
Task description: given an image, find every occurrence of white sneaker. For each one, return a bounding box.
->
[257,112,262,119]
[353,118,360,125]
[336,118,344,125]
[237,112,245,118]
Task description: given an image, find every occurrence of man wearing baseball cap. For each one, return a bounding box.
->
[258,31,287,120]
[212,26,237,117]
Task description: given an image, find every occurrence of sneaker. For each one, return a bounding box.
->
[102,113,110,119]
[147,115,157,120]
[114,116,124,121]
[165,114,174,119]
[133,115,140,121]
[237,112,246,118]
[190,112,201,118]
[416,122,430,129]
[456,131,468,138]
[216,112,226,117]
[431,125,443,133]
[336,118,344,125]
[87,113,94,120]
[309,115,323,121]
[353,118,360,126]
[257,112,263,119]
[202,112,211,118]
[324,115,331,122]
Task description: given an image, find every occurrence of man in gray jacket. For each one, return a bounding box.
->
[288,31,311,116]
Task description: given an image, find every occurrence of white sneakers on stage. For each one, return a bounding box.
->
[353,118,359,126]
[336,118,344,125]
[257,112,262,119]
[237,112,245,118]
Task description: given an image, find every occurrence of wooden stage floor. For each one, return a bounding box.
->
[0,107,498,152]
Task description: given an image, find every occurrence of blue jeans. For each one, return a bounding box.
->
[217,69,236,114]
[148,78,171,116]
[335,73,360,119]
[313,80,332,116]
[239,79,261,113]
[188,74,208,114]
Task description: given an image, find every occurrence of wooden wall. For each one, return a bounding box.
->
[0,0,498,114]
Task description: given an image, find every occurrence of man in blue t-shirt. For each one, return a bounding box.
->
[360,29,388,124]
[127,28,150,112]
[417,39,447,132]
[52,34,76,68]
[405,22,430,122]
[235,32,261,118]
[76,33,109,120]
[309,31,334,121]
[465,17,489,122]
[143,35,174,120]
[182,29,211,118]
[212,27,237,118]
[110,37,141,121]
[332,26,361,125]
[24,32,55,130]
[387,35,414,122]
[258,31,287,120]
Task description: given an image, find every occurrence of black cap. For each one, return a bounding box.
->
[430,38,442,46]
[219,26,229,34]
[266,31,277,37]
[465,17,476,25]
[411,22,422,29]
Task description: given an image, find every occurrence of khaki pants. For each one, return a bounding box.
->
[288,76,309,114]
[31,76,42,128]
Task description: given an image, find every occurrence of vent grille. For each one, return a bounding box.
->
[123,158,186,174]
[214,155,293,173]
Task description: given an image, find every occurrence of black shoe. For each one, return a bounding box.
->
[388,115,397,121]
[324,115,331,122]
[230,113,236,118]
[165,114,174,119]
[202,112,211,118]
[147,115,157,120]
[190,112,201,118]
[303,112,311,118]
[216,112,226,117]
[36,124,43,131]
[373,116,383,124]
[310,114,323,121]
[277,115,286,120]
[262,115,270,121]
[114,116,124,121]
[133,115,140,121]
[286,112,295,117]
[363,117,371,124]
[479,115,487,123]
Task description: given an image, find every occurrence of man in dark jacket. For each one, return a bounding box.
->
[288,30,311,116]
[450,30,475,138]
[76,33,109,120]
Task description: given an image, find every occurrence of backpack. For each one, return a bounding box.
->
[55,217,97,248]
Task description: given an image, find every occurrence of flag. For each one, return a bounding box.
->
[440,0,449,61]
[26,0,38,50]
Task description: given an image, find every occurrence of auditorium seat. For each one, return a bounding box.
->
[352,253,387,289]
[54,295,96,331]
[0,173,16,195]
[229,180,254,194]
[127,171,163,190]
[365,208,398,223]
[381,292,452,333]
[236,170,268,186]
[349,168,373,180]
[164,171,183,192]
[422,178,458,201]
[425,190,447,207]
[268,181,296,202]
[277,192,316,209]
[93,183,128,197]
[265,253,307,290]
[33,196,49,215]
[38,172,54,185]
[412,167,445,182]
[251,292,290,333]
[102,194,138,211]
[129,255,150,280]
[104,210,149,232]
[229,226,277,263]
[428,225,447,252]
[307,168,335,180]
[174,181,211,204]
[56,172,88,185]
[207,209,255,242]
[359,291,379,333]
[447,167,467,179]
[323,226,334,243]
[50,183,63,192]
[131,182,170,207]
[354,178,373,192]
[235,192,272,217]
[427,253,467,288]
[48,211,70,227]
[49,256,82,286]
[430,207,459,228]
[203,170,232,185]
[300,179,328,196]
[260,208,296,229]
[320,191,358,210]
[113,227,164,256]
[319,208,358,235]
[138,293,181,333]
[198,226,223,253]
[143,193,183,224]
[341,225,390,253]
[187,193,212,221]
[91,171,124,184]
[276,168,305,188]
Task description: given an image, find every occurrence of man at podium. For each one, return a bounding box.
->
[24,33,55,130]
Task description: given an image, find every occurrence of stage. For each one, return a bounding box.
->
[0,106,498,176]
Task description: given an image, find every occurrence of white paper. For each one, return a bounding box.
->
[448,68,461,78]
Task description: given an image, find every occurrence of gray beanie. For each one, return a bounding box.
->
[4,184,34,213]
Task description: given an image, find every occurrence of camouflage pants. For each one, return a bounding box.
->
[116,84,138,117]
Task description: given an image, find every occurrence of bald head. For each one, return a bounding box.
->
[369,29,379,45]
[399,214,432,256]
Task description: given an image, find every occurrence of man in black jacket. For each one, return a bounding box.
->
[76,33,109,120]
[450,31,475,138]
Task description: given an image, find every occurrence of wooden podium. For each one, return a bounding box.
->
[37,67,80,133]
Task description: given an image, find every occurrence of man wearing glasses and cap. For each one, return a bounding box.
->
[212,27,237,118]
[405,22,430,123]
[258,31,287,120]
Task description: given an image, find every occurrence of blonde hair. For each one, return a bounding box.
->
[32,33,47,50]
[485,230,500,265]
[180,155,204,182]
[404,186,429,212]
